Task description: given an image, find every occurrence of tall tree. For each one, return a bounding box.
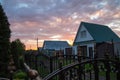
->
[0,4,11,77]
[11,39,25,69]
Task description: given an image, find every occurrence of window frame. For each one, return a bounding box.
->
[81,30,86,38]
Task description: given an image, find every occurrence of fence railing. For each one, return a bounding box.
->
[43,57,120,80]
[24,53,91,78]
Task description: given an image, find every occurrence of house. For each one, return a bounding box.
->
[42,40,70,56]
[73,22,120,58]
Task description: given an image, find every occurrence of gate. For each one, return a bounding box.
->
[24,53,90,78]
[43,56,120,80]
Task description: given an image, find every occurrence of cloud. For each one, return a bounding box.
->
[1,0,120,49]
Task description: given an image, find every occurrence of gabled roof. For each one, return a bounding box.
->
[43,40,70,50]
[74,22,120,44]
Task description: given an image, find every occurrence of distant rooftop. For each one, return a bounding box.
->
[43,40,70,50]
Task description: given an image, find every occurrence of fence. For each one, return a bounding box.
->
[43,56,120,80]
[24,53,91,78]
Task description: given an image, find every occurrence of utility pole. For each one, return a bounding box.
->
[37,38,38,51]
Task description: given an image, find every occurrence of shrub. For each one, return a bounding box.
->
[13,70,27,79]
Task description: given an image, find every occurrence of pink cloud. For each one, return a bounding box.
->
[2,0,120,50]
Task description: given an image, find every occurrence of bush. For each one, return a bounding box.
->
[13,70,27,79]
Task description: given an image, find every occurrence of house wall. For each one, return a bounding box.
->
[72,46,78,55]
[80,43,94,57]
[75,25,94,42]
[72,43,95,58]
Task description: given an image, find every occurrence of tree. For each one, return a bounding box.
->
[0,4,11,77]
[11,39,25,69]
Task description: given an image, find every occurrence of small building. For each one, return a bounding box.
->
[73,22,120,58]
[42,40,70,56]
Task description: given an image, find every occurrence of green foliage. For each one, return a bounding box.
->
[11,39,25,69]
[11,39,25,54]
[13,70,27,79]
[0,4,11,77]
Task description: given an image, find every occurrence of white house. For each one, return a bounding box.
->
[73,22,120,58]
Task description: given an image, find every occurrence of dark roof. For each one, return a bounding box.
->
[75,22,120,43]
[43,40,70,50]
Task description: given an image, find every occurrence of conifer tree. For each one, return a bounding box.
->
[0,4,11,77]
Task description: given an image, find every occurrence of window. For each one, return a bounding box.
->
[89,47,93,58]
[81,30,86,38]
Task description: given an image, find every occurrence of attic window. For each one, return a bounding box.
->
[81,30,86,38]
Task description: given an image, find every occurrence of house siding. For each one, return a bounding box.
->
[73,43,95,57]
[75,25,94,42]
[72,46,77,55]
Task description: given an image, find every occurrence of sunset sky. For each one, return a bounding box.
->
[1,0,120,50]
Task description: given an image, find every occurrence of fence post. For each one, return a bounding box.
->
[35,54,38,70]
[104,50,110,80]
[93,45,99,80]
[117,64,120,80]
[93,60,99,80]
[29,54,32,67]
[58,62,65,80]
[50,57,53,73]
[78,56,82,80]
[115,57,120,80]
[93,48,99,80]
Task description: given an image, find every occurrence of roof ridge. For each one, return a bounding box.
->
[81,21,108,27]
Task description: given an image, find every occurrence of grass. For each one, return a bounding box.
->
[99,71,117,80]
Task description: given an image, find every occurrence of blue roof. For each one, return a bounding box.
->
[43,40,70,50]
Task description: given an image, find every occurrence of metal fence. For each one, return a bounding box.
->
[24,53,91,78]
[43,56,120,80]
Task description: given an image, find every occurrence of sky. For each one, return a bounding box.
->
[1,0,120,50]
